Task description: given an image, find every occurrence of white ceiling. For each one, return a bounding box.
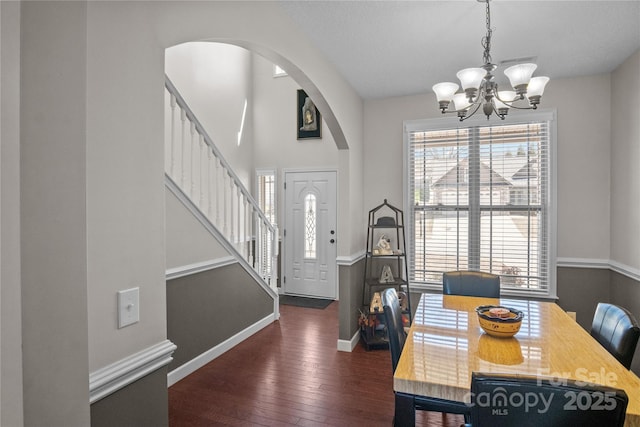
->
[279,0,640,100]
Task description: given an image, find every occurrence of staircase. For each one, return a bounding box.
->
[164,76,278,303]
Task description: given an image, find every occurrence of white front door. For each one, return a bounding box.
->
[283,170,337,299]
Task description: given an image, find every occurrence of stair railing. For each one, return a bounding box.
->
[164,76,278,288]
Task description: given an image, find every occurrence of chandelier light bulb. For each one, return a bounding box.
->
[527,76,550,98]
[456,68,486,91]
[453,93,472,111]
[494,91,516,110]
[504,63,537,95]
[432,82,459,101]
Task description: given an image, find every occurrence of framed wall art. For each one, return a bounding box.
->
[297,89,322,140]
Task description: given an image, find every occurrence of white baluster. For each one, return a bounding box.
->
[263,219,269,280]
[199,135,205,207]
[170,94,177,177]
[247,205,254,267]
[223,170,229,238]
[180,108,187,187]
[244,197,249,261]
[256,218,262,278]
[271,226,279,288]
[229,177,235,245]
[216,157,221,227]
[237,188,242,254]
[207,149,213,219]
[190,122,196,198]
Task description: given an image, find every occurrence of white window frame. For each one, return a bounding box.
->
[403,110,557,299]
[255,169,277,227]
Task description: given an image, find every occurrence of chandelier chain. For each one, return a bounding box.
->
[481,0,493,65]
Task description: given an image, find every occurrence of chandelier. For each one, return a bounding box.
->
[432,0,549,121]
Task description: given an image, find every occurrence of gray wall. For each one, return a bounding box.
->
[91,366,169,427]
[1,2,24,425]
[90,367,169,427]
[338,258,365,341]
[555,267,640,376]
[556,267,611,328]
[167,263,273,370]
[611,271,640,374]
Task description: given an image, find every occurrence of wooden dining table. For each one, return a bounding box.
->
[393,293,640,426]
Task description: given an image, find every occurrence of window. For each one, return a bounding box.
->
[256,170,277,277]
[256,170,276,226]
[304,193,317,259]
[404,112,556,297]
[273,64,288,77]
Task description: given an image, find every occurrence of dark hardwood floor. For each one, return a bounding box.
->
[169,300,464,426]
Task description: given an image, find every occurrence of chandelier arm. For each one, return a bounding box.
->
[499,101,536,111]
[458,101,483,122]
[441,94,484,115]
[493,89,535,110]
[440,109,463,115]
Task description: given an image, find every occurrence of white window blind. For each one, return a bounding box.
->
[406,115,553,295]
[256,170,276,226]
[256,170,277,277]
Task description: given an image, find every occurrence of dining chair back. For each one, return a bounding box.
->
[591,302,640,369]
[468,372,628,427]
[381,288,406,372]
[443,270,500,298]
[381,288,471,424]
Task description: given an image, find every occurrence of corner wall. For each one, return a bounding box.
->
[1,1,24,425]
[610,49,640,272]
[609,49,640,375]
[21,2,90,425]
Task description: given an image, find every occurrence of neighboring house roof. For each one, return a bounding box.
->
[425,155,538,188]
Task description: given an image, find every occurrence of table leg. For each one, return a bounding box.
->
[394,392,415,427]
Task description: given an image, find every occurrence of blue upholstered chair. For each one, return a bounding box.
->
[381,288,470,425]
[442,270,500,298]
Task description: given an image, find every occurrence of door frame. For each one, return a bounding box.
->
[282,168,338,300]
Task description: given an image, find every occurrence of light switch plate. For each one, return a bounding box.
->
[118,287,139,328]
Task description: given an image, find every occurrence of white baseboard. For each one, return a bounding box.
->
[90,340,177,404]
[337,329,361,352]
[167,313,276,387]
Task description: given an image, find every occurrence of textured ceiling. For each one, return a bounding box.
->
[279,1,640,100]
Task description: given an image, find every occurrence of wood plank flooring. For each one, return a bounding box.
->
[169,300,464,427]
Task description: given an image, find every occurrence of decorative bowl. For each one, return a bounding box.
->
[476,305,524,338]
